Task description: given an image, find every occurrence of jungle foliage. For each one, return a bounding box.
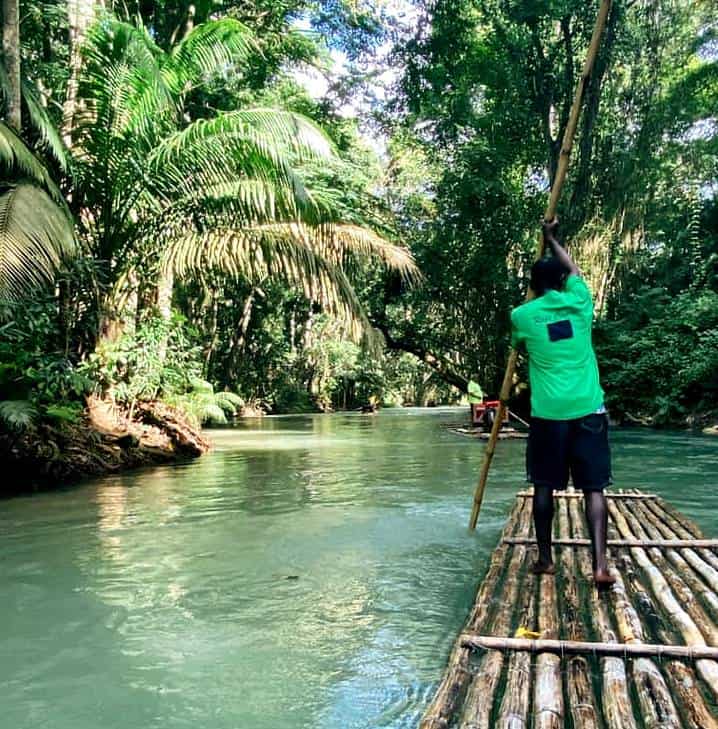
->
[0,0,716,428]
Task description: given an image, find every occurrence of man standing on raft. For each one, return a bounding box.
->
[511,219,615,587]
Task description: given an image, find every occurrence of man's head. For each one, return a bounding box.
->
[530,257,569,296]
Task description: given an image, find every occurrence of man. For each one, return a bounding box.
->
[511,219,615,587]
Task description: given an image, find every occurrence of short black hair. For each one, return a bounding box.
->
[530,257,569,296]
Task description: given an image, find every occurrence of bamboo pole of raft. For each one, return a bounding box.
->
[608,500,718,700]
[644,498,718,574]
[458,504,534,727]
[532,556,563,728]
[628,500,718,621]
[556,498,600,729]
[468,0,614,530]
[517,491,657,500]
[654,497,707,538]
[567,497,637,729]
[420,499,528,729]
[460,636,718,661]
[614,530,718,728]
[494,556,536,728]
[601,531,682,727]
[613,499,718,645]
[503,537,718,548]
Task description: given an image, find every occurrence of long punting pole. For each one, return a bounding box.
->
[468,0,613,530]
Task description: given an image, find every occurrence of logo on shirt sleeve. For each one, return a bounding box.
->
[547,319,574,342]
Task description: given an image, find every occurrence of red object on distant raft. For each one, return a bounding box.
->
[471,399,509,427]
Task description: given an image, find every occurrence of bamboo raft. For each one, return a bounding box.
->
[421,489,718,728]
[448,426,529,440]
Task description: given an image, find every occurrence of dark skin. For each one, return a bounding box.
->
[530,219,615,588]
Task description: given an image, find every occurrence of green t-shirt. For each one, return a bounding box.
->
[511,275,604,420]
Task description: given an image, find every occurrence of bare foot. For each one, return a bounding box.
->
[594,567,616,588]
[531,561,556,575]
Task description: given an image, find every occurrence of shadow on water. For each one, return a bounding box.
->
[0,408,715,728]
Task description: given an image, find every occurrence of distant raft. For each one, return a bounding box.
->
[421,489,718,728]
[447,425,528,440]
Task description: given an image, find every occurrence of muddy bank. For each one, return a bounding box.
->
[0,398,210,496]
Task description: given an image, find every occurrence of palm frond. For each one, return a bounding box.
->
[78,17,177,147]
[162,222,417,340]
[293,224,420,283]
[224,109,335,160]
[0,184,77,302]
[147,114,328,221]
[21,81,69,171]
[0,62,69,171]
[165,18,258,92]
[0,123,65,202]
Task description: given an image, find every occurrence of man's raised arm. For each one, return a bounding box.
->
[543,218,580,276]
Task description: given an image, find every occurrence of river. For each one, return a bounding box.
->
[1,408,716,728]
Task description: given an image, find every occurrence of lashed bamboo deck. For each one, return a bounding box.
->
[422,490,718,728]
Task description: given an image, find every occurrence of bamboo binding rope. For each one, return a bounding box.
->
[469,0,614,529]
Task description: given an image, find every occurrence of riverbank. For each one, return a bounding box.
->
[0,397,210,496]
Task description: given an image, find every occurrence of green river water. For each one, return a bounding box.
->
[1,408,717,728]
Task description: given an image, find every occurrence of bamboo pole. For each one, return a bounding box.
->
[517,491,657,500]
[568,498,637,729]
[503,537,718,548]
[608,500,718,700]
[556,498,600,729]
[644,498,718,574]
[655,498,706,538]
[420,499,528,729]
[468,0,614,530]
[460,635,718,661]
[458,505,534,728]
[614,500,718,646]
[533,571,563,729]
[603,530,682,728]
[614,527,718,728]
[628,500,718,622]
[495,560,537,728]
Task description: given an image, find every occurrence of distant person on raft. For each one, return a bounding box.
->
[510,218,615,588]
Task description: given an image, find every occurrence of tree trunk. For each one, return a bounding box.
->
[372,319,469,394]
[63,0,104,147]
[2,0,21,131]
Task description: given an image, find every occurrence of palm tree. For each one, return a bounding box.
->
[71,14,416,340]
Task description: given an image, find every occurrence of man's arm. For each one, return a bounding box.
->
[543,218,580,276]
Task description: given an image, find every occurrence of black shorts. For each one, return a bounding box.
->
[526,413,612,492]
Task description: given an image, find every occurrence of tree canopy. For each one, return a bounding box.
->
[0,0,716,425]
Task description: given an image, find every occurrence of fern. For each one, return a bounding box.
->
[0,399,38,431]
[166,379,244,427]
